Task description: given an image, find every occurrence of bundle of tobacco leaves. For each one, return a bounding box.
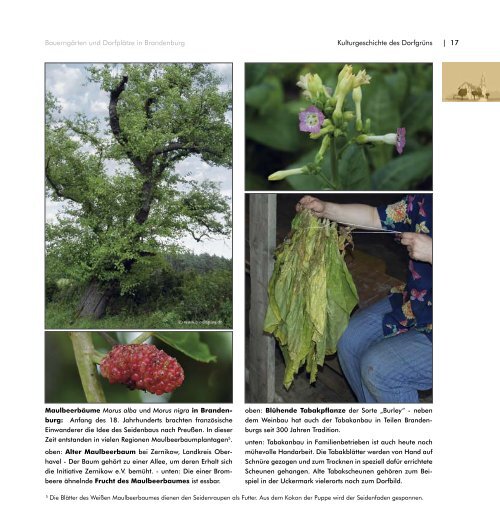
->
[264,210,358,389]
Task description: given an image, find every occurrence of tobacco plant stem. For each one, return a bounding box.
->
[69,332,106,403]
[317,171,334,189]
[330,136,339,189]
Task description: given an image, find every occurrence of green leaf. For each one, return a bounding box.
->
[372,148,432,190]
[402,92,433,134]
[384,69,408,107]
[364,79,401,167]
[153,332,217,363]
[245,64,270,87]
[245,76,284,114]
[246,107,302,152]
[338,144,371,190]
[365,78,401,133]
[284,144,371,191]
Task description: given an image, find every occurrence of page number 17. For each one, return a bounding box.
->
[444,39,459,46]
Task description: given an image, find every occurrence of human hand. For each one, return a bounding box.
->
[399,233,432,264]
[296,195,327,217]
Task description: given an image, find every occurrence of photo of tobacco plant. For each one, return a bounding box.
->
[245,63,432,191]
[45,331,232,403]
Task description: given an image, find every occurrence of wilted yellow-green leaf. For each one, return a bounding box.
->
[264,211,358,389]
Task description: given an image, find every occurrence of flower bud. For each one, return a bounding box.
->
[352,86,363,131]
[352,70,371,89]
[309,122,334,139]
[314,135,331,163]
[297,73,331,102]
[268,167,306,181]
[334,65,353,96]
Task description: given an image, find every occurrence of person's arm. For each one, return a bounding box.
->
[297,195,382,230]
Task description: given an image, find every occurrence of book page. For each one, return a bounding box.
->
[2,1,498,524]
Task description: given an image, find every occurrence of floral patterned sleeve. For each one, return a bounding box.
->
[377,195,432,236]
[377,196,413,231]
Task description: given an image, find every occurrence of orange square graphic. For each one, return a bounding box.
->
[442,62,500,101]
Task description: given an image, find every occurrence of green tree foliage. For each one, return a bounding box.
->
[45,64,232,320]
[177,269,232,325]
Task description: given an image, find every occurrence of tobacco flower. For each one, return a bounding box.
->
[299,106,325,133]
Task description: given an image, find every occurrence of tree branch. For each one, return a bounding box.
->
[65,122,105,166]
[144,96,157,124]
[186,227,210,242]
[69,332,106,403]
[109,75,150,176]
[109,75,129,144]
[45,158,82,204]
[185,215,229,242]
[152,142,221,159]
[134,179,155,224]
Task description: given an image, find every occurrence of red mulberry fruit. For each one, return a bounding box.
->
[100,344,184,395]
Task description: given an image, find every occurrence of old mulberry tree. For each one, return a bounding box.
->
[45,64,232,319]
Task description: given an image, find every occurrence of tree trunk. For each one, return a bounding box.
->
[77,279,114,319]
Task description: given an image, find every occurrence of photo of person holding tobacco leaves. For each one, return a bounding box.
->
[297,193,432,403]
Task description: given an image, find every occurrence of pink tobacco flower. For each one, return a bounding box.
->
[299,106,325,133]
[357,127,406,154]
[396,127,406,154]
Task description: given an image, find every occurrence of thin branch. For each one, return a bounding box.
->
[69,332,106,403]
[152,142,221,158]
[65,122,106,167]
[187,228,209,242]
[45,160,82,204]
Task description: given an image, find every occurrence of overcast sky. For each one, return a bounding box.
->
[45,63,232,258]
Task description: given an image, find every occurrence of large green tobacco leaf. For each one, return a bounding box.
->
[246,76,284,114]
[364,76,402,134]
[246,106,303,152]
[384,69,409,107]
[153,332,217,363]
[338,145,371,190]
[364,79,402,169]
[264,211,358,389]
[372,148,432,190]
[284,144,371,191]
[245,64,271,87]
[403,92,433,134]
